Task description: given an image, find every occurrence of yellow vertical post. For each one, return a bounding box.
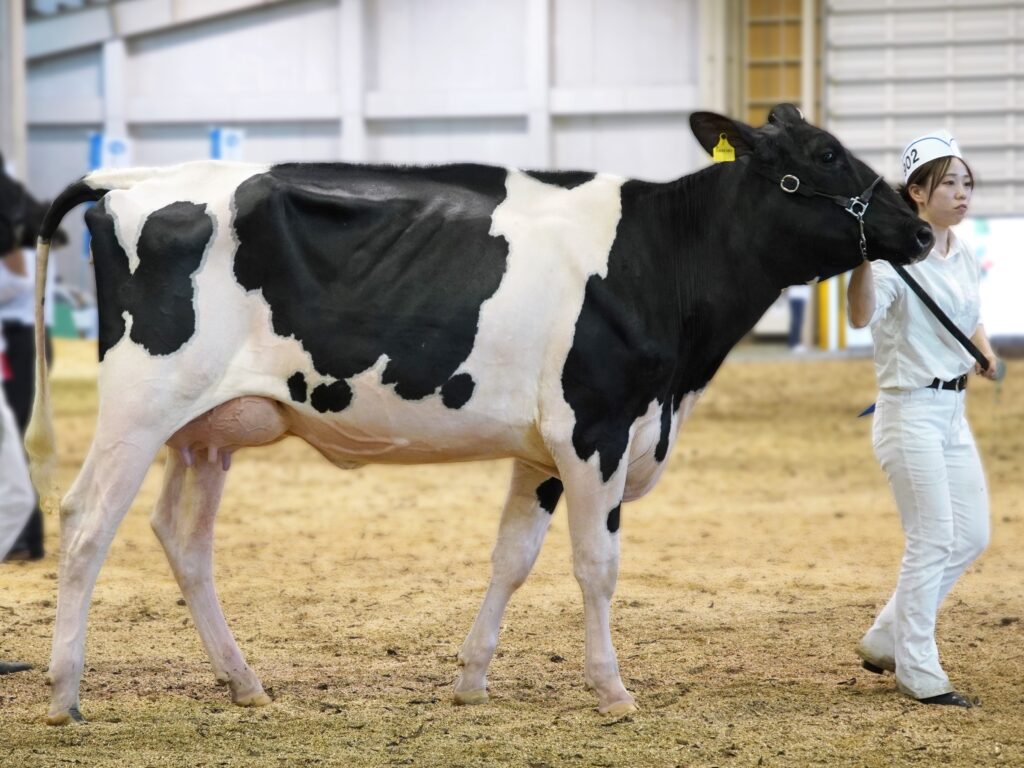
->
[838,273,847,348]
[817,280,830,349]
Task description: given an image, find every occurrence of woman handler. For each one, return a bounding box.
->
[847,130,999,708]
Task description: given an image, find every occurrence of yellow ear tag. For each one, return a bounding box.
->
[712,133,735,163]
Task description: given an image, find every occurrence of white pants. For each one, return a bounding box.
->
[859,386,989,699]
[0,388,33,559]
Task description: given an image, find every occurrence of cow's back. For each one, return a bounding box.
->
[86,160,626,467]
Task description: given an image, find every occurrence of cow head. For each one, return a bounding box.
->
[0,153,68,252]
[0,153,27,254]
[690,104,933,286]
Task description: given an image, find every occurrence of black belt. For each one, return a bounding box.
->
[927,374,968,392]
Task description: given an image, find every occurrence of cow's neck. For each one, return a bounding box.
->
[627,163,789,405]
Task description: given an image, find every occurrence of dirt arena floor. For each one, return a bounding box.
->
[1,339,1022,767]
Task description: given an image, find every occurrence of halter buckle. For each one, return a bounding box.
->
[846,197,868,219]
[780,175,800,194]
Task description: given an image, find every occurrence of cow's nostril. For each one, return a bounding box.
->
[915,227,934,250]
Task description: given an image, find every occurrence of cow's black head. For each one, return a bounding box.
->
[690,104,933,286]
[0,153,67,252]
[0,153,27,254]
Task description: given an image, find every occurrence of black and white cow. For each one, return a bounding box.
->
[27,104,932,724]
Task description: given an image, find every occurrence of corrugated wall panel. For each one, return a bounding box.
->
[366,0,526,92]
[367,117,532,167]
[128,0,339,101]
[553,114,693,180]
[825,1,1024,215]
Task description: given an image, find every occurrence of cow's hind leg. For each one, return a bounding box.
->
[46,434,164,725]
[150,450,270,707]
[454,460,561,705]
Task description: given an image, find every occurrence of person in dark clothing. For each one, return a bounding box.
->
[0,250,52,561]
[0,162,62,561]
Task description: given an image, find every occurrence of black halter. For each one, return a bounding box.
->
[769,172,883,259]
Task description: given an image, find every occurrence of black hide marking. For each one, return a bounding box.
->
[287,372,308,403]
[562,176,762,482]
[440,372,475,409]
[535,478,563,515]
[654,398,673,462]
[233,163,509,411]
[88,199,213,361]
[524,170,596,190]
[606,504,621,533]
[311,380,353,413]
[561,190,678,480]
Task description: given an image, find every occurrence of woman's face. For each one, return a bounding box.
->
[911,157,973,228]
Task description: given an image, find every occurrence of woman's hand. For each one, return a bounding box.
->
[975,353,1001,380]
[971,324,999,380]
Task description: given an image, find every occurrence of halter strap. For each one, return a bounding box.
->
[770,171,882,210]
[758,169,883,259]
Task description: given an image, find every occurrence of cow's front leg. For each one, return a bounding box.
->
[562,463,635,716]
[46,436,163,725]
[150,450,270,708]
[454,460,562,705]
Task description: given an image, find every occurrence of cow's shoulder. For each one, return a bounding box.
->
[559,178,684,481]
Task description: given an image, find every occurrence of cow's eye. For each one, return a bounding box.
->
[821,150,836,164]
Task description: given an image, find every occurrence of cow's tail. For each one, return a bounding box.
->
[24,179,108,513]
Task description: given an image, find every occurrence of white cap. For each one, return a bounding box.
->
[900,130,962,184]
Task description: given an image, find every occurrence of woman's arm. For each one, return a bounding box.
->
[847,260,875,328]
[2,248,26,276]
[972,324,1000,380]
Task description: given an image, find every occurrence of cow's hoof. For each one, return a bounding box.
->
[232,690,272,707]
[453,688,489,706]
[599,699,638,717]
[46,706,85,726]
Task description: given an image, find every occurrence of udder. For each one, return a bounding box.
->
[166,397,289,470]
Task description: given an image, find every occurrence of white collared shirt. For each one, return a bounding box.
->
[0,248,55,327]
[868,232,980,390]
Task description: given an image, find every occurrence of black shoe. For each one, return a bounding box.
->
[2,546,43,562]
[0,661,33,675]
[862,660,887,675]
[918,691,973,708]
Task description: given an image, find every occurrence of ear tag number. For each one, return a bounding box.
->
[712,133,735,163]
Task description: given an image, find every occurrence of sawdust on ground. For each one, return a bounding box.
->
[1,339,1022,767]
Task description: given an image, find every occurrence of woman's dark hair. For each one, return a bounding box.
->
[898,155,974,212]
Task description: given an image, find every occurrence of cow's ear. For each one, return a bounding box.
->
[689,112,757,159]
